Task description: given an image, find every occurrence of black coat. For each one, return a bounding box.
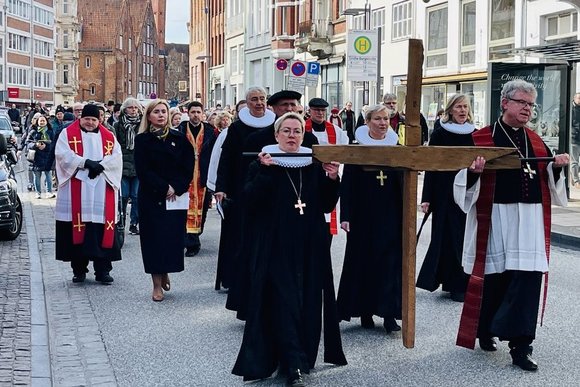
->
[232,161,346,380]
[114,114,142,177]
[177,121,216,188]
[337,163,403,320]
[27,126,55,171]
[416,126,472,293]
[134,129,195,274]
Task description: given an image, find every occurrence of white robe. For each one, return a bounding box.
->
[453,164,567,275]
[206,128,228,192]
[55,127,123,224]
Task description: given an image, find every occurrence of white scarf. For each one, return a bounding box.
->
[262,144,312,168]
[355,125,398,145]
[238,107,276,128]
[440,120,475,134]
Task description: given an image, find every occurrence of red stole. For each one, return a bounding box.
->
[305,119,338,235]
[456,125,552,349]
[67,121,116,248]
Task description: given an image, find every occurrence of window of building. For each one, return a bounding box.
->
[147,24,151,39]
[62,64,69,85]
[0,65,3,84]
[8,66,29,86]
[119,35,123,50]
[63,0,70,14]
[8,33,30,52]
[321,64,343,108]
[392,1,412,41]
[371,8,385,43]
[0,38,3,58]
[489,0,515,60]
[33,6,53,27]
[352,14,365,30]
[90,84,96,95]
[34,39,53,57]
[34,71,52,89]
[230,46,238,74]
[461,0,476,65]
[63,29,69,49]
[0,10,3,26]
[545,11,578,42]
[426,4,448,68]
[7,0,31,20]
[128,80,132,95]
[239,45,244,72]
[85,56,91,68]
[128,38,132,52]
[128,60,132,74]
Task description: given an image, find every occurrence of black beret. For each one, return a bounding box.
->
[81,104,100,119]
[267,90,302,106]
[308,98,329,108]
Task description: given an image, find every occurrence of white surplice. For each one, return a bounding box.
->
[454,164,567,275]
[55,127,123,223]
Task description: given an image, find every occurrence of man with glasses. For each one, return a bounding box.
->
[383,93,429,144]
[453,79,569,371]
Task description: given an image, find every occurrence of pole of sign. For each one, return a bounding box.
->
[376,27,382,103]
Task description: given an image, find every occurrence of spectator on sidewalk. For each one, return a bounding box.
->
[26,116,55,199]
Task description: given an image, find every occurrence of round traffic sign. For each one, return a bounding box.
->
[354,36,372,55]
[291,61,306,76]
[276,59,288,71]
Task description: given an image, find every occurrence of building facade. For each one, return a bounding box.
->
[54,0,80,106]
[189,0,208,105]
[3,0,56,108]
[224,0,244,106]
[164,43,189,102]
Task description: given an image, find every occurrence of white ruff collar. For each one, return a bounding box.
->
[262,144,312,168]
[440,120,475,134]
[355,125,398,145]
[238,107,276,128]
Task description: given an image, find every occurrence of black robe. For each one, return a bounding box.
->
[232,161,346,381]
[416,126,472,293]
[134,130,195,274]
[336,164,403,321]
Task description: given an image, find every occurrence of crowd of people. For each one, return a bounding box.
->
[12,79,570,386]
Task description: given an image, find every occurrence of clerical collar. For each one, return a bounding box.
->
[355,125,398,145]
[262,144,312,168]
[189,121,202,130]
[81,126,100,133]
[311,120,326,132]
[238,107,276,128]
[440,120,475,134]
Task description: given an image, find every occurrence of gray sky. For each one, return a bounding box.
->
[165,0,190,44]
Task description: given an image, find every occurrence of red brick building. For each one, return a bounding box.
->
[77,0,166,103]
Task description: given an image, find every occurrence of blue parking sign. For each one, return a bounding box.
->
[307,62,320,75]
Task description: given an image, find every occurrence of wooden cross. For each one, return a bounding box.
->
[313,39,521,349]
[69,136,82,154]
[523,162,536,179]
[376,170,387,186]
[73,213,85,232]
[294,199,306,215]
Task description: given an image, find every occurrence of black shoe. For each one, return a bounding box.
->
[479,337,497,352]
[129,224,139,235]
[361,315,375,329]
[72,273,86,283]
[27,184,33,192]
[510,346,538,371]
[185,247,200,257]
[383,318,401,333]
[450,291,465,302]
[95,273,114,284]
[287,369,305,387]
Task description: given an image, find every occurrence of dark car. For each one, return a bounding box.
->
[0,133,22,240]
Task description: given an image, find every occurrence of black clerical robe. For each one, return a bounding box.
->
[232,161,346,381]
[416,126,473,293]
[336,164,403,321]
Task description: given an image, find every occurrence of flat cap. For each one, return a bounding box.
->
[267,90,302,106]
[308,97,329,108]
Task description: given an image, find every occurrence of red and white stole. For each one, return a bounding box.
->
[67,121,116,248]
[305,119,338,235]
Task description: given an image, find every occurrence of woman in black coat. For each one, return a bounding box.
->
[26,116,55,198]
[134,100,194,302]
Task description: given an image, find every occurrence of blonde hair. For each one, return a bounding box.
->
[169,107,182,125]
[364,104,391,124]
[274,112,305,133]
[441,94,473,124]
[138,99,171,134]
[215,111,233,129]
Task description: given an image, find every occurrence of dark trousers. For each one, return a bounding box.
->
[478,270,542,347]
[185,191,212,250]
[71,259,113,276]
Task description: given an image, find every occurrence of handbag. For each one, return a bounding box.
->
[26,149,36,162]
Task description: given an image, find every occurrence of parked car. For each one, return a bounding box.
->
[0,133,22,240]
[0,115,16,140]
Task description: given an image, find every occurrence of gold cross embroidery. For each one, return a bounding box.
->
[104,140,114,156]
[376,170,388,186]
[69,136,82,154]
[73,213,85,232]
[106,220,115,230]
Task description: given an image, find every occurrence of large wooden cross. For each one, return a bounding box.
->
[313,40,521,348]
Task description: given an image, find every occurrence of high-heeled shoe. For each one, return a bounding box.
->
[161,273,171,291]
[151,274,164,302]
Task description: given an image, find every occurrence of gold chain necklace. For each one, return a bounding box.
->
[285,169,306,215]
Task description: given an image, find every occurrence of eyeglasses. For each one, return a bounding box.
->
[507,98,537,109]
[278,128,303,136]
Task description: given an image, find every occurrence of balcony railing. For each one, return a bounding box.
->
[298,19,330,39]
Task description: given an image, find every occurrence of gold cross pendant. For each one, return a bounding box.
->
[294,199,306,215]
[376,170,387,186]
[523,162,536,179]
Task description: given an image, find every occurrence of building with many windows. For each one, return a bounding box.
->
[2,0,55,108]
[54,0,80,106]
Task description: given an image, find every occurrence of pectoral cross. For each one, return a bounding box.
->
[104,140,114,156]
[73,213,85,232]
[523,162,536,179]
[294,199,306,215]
[313,39,522,349]
[376,170,387,186]
[69,136,82,154]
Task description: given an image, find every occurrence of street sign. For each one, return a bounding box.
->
[291,61,306,77]
[306,62,320,88]
[276,59,288,71]
[347,30,379,82]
